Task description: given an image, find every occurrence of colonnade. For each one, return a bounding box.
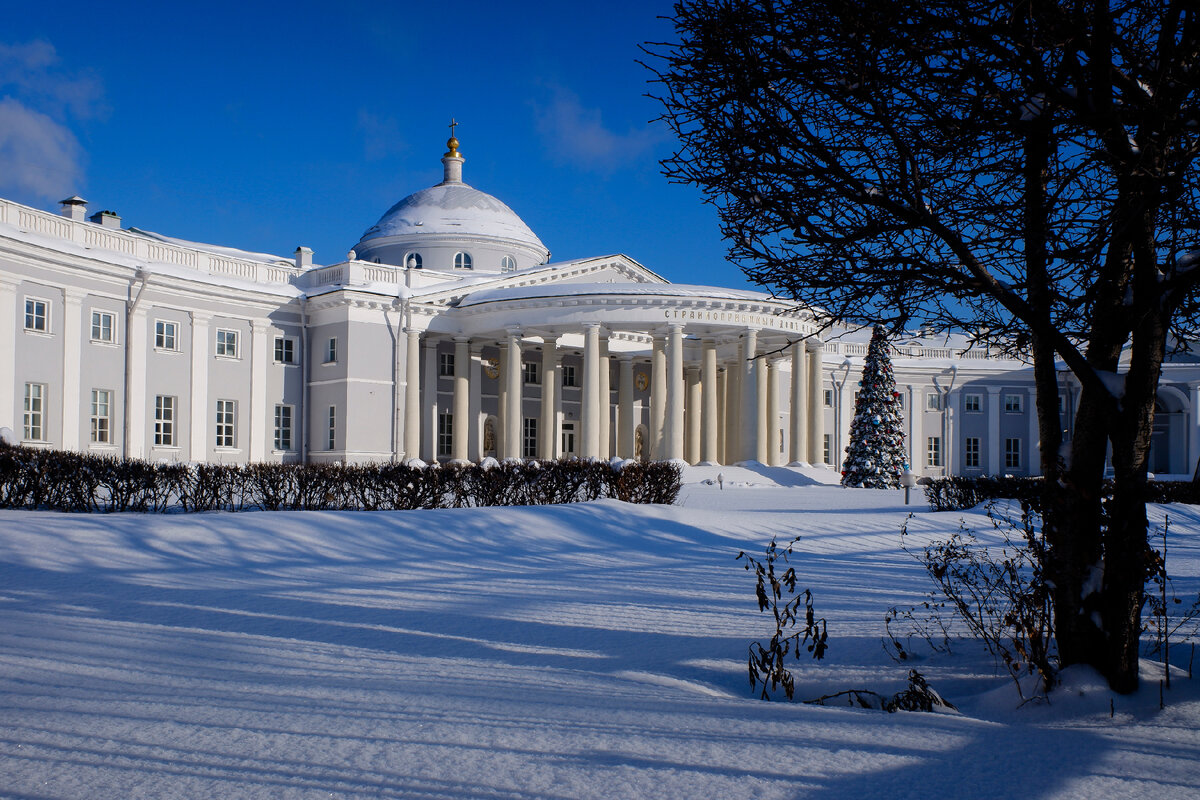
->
[401,324,826,466]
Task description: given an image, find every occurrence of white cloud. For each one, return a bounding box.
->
[0,98,84,201]
[532,87,663,171]
[0,39,104,201]
[357,109,405,161]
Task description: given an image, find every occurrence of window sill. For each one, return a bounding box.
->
[22,329,52,338]
[154,347,182,355]
[215,355,241,362]
[20,439,51,448]
[90,339,120,347]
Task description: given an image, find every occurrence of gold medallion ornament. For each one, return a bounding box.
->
[485,358,500,379]
[635,371,649,391]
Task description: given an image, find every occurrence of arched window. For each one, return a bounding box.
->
[404,252,422,269]
[454,252,473,270]
[500,255,516,272]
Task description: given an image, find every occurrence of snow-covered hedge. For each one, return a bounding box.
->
[0,445,682,513]
[924,474,1199,512]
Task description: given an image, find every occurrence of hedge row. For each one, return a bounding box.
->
[0,445,682,513]
[924,474,1200,512]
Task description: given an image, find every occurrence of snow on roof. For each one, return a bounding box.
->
[128,227,295,266]
[357,183,546,251]
[457,281,787,307]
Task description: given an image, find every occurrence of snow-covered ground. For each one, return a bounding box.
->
[1,466,1198,799]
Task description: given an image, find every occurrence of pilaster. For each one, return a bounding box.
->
[190,311,212,461]
[60,288,84,451]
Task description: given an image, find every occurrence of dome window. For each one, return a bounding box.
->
[405,252,423,270]
[454,252,473,270]
[500,255,517,272]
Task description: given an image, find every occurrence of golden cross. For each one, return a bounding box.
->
[449,118,457,137]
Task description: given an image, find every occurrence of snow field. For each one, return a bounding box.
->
[0,465,1197,799]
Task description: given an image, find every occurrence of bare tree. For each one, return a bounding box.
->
[646,0,1200,692]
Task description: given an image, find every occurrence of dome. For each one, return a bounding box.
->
[351,131,550,271]
[357,183,546,252]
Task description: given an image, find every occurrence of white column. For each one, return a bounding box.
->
[766,359,780,466]
[726,353,741,463]
[497,343,507,458]
[469,343,483,459]
[806,342,823,465]
[716,367,728,465]
[598,333,611,459]
[452,336,470,462]
[741,328,760,463]
[0,277,15,431]
[422,337,438,462]
[1027,387,1039,475]
[789,343,807,465]
[540,339,558,461]
[987,386,1001,475]
[1190,382,1200,477]
[650,333,666,458]
[685,365,701,464]
[909,385,924,471]
[61,289,83,451]
[403,328,420,460]
[249,319,268,462]
[701,339,718,464]
[618,355,635,459]
[666,323,685,461]
[581,323,601,459]
[126,308,148,459]
[504,329,523,460]
[188,312,212,462]
[756,350,770,464]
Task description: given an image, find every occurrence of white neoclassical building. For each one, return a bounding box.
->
[2,133,1198,478]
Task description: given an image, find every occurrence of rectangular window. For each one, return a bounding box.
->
[965,437,980,468]
[325,337,338,364]
[90,389,112,444]
[964,393,982,412]
[439,352,455,377]
[822,433,832,465]
[154,395,175,446]
[823,389,833,407]
[523,417,538,458]
[926,393,942,411]
[562,364,578,388]
[561,421,576,456]
[927,436,942,467]
[23,298,48,332]
[273,336,296,364]
[523,361,540,385]
[328,406,337,450]
[1058,394,1067,414]
[155,320,178,351]
[437,411,453,457]
[274,404,293,451]
[216,329,239,358]
[215,399,236,448]
[23,383,45,441]
[1005,393,1024,413]
[1006,438,1021,469]
[91,310,115,343]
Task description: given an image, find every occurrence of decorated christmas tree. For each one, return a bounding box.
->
[841,326,907,488]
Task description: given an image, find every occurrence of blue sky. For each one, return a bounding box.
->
[0,0,750,288]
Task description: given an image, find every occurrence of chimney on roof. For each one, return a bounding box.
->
[295,246,313,269]
[59,196,87,221]
[89,210,121,229]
